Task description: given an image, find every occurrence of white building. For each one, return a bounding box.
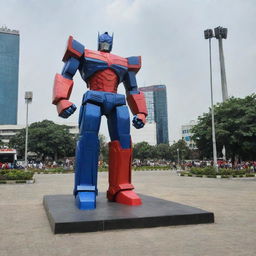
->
[181,120,197,149]
[0,125,25,144]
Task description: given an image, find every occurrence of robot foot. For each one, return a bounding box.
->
[115,190,142,206]
[75,191,96,210]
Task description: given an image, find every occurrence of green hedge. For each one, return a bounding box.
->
[245,174,255,177]
[92,166,171,172]
[0,169,34,181]
[181,166,255,178]
[190,166,216,175]
[31,168,73,174]
[28,166,171,174]
[133,166,170,171]
[190,167,251,176]
[207,175,216,178]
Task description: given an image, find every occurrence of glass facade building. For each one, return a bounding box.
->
[140,85,169,144]
[0,27,19,125]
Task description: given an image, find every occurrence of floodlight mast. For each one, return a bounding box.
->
[215,26,228,161]
[24,91,33,169]
[215,26,228,102]
[204,29,218,172]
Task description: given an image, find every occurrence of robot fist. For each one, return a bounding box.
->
[60,104,77,118]
[56,99,76,118]
[132,113,146,129]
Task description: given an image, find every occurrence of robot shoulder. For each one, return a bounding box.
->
[62,36,85,62]
[126,56,141,73]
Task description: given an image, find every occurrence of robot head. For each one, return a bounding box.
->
[98,32,113,52]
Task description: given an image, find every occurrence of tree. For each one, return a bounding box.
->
[133,141,191,162]
[8,129,26,156]
[155,143,172,160]
[9,120,76,160]
[99,134,108,162]
[170,140,191,161]
[133,142,155,161]
[191,94,256,161]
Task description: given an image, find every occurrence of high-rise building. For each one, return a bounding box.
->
[139,85,169,144]
[0,26,20,125]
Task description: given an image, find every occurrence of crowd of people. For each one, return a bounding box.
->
[0,158,75,170]
[0,162,15,169]
[26,159,74,169]
[184,160,256,171]
[1,158,256,172]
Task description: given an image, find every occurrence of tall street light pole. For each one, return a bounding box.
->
[215,26,228,160]
[204,29,218,171]
[214,26,228,102]
[24,91,33,169]
[177,148,180,166]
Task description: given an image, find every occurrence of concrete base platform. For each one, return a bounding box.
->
[43,193,214,234]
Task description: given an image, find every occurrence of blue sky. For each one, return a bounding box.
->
[0,0,255,142]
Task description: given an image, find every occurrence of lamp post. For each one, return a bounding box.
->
[24,91,33,169]
[204,29,218,171]
[177,148,180,166]
[215,26,228,161]
[214,26,228,102]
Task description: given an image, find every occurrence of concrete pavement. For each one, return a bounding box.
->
[0,171,255,256]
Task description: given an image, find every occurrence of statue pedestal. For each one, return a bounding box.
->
[43,193,214,234]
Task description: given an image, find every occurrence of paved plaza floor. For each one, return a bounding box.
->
[0,171,255,256]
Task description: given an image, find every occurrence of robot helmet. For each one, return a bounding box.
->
[98,32,113,52]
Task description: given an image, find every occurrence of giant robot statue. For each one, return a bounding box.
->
[52,32,147,210]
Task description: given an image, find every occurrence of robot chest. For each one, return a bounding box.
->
[87,69,119,93]
[81,50,128,82]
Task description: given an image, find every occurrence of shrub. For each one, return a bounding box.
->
[31,168,75,174]
[188,167,249,178]
[0,170,34,181]
[219,168,233,176]
[233,170,246,176]
[207,175,216,178]
[133,166,170,171]
[16,180,26,183]
[190,167,215,176]
[245,174,255,177]
[98,167,108,172]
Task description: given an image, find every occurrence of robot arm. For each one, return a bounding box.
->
[52,36,84,118]
[124,56,148,129]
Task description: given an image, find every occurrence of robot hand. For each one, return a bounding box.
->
[59,104,77,119]
[132,113,146,129]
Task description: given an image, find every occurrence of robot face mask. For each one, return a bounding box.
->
[99,42,111,52]
[98,32,113,52]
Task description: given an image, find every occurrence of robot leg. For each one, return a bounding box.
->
[107,105,142,206]
[74,103,101,210]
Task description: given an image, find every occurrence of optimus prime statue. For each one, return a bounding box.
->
[52,32,147,210]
